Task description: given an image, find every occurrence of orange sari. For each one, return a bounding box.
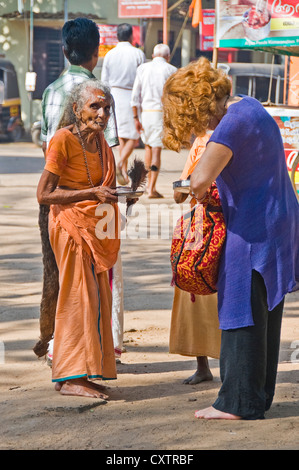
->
[45,128,120,382]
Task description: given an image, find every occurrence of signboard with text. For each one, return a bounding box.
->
[98,25,142,57]
[287,57,299,106]
[200,9,215,51]
[266,106,299,185]
[98,25,118,57]
[118,0,164,18]
[216,0,299,50]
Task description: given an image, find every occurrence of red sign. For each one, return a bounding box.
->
[199,9,215,51]
[98,25,118,47]
[118,0,164,18]
[98,25,118,58]
[268,0,299,18]
[98,25,142,57]
[266,108,299,185]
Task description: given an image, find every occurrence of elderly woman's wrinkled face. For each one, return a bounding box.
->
[74,88,111,133]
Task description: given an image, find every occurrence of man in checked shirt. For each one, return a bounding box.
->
[41,18,119,150]
[34,18,120,361]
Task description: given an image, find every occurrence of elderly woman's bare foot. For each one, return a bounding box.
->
[195,406,241,420]
[55,380,107,393]
[88,381,108,393]
[55,378,109,399]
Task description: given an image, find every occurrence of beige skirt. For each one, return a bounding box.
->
[169,286,221,359]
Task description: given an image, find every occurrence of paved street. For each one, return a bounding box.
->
[0,140,188,314]
[0,141,298,451]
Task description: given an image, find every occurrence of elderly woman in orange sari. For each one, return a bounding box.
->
[37,79,120,399]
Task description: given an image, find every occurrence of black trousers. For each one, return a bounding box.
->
[213,270,284,420]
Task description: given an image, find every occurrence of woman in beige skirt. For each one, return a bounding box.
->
[169,135,221,384]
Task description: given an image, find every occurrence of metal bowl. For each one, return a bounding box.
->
[115,187,144,198]
[173,179,191,194]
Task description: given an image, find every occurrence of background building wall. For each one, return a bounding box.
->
[0,0,271,132]
[0,0,142,130]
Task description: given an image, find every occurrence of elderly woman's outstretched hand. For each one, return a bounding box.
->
[92,186,118,204]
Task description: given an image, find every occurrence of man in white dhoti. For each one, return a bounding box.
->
[131,44,177,198]
[101,23,146,185]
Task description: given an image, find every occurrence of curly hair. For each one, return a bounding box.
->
[57,79,112,130]
[162,57,232,152]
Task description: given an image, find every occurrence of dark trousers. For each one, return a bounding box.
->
[213,270,284,420]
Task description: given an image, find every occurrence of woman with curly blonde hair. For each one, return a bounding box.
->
[162,57,231,152]
[163,57,299,420]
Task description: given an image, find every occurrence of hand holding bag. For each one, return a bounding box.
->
[170,182,226,298]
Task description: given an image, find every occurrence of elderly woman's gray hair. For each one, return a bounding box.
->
[57,79,112,129]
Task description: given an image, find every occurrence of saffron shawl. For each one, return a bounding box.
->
[45,128,120,273]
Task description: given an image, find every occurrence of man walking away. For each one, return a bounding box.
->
[101,23,146,185]
[131,44,177,198]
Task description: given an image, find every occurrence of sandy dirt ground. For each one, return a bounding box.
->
[0,142,298,452]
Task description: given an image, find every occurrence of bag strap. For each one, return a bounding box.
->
[173,207,196,272]
[206,204,223,213]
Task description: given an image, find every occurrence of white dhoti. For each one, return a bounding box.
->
[111,251,124,358]
[141,110,163,148]
[111,87,139,140]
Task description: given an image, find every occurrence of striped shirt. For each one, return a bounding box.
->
[41,65,119,148]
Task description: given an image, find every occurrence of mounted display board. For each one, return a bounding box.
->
[200,9,215,51]
[98,25,142,57]
[215,0,299,56]
[265,106,299,188]
[118,0,164,18]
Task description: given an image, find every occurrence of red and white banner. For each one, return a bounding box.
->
[216,0,299,49]
[118,0,164,18]
[266,107,299,183]
[98,24,142,57]
[199,9,215,51]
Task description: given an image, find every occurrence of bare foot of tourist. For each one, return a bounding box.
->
[183,369,213,385]
[55,378,109,399]
[195,406,241,420]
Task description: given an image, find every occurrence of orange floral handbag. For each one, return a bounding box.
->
[170,182,226,299]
